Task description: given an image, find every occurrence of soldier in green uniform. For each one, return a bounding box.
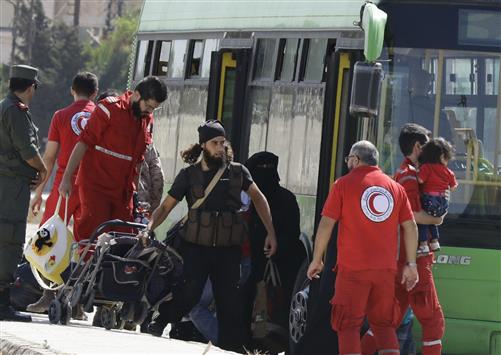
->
[0,65,47,322]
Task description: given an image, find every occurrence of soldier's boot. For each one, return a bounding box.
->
[147,320,167,337]
[0,289,31,322]
[92,306,103,327]
[26,289,55,313]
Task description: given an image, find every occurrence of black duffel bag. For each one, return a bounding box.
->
[10,262,43,311]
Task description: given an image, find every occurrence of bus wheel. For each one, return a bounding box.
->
[289,259,310,352]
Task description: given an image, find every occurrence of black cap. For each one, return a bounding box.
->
[198,120,225,144]
[10,64,40,84]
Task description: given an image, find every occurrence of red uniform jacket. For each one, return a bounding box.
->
[77,91,152,201]
[322,165,413,272]
[394,158,434,267]
[48,99,96,186]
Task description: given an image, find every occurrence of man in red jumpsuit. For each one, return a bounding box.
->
[30,72,98,239]
[307,140,419,355]
[361,123,445,355]
[58,76,167,242]
[27,72,98,313]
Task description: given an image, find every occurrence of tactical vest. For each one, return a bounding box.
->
[182,162,249,247]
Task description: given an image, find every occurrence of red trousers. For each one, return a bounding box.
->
[361,256,445,355]
[41,180,81,241]
[331,269,400,355]
[75,185,133,243]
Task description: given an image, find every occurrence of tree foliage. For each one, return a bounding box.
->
[84,9,139,92]
[6,1,139,143]
[9,0,88,141]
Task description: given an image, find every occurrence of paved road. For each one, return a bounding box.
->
[0,313,234,355]
[15,224,234,355]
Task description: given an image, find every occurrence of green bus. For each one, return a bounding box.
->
[133,1,501,354]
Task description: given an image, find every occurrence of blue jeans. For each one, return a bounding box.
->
[418,194,448,242]
[189,257,251,345]
[397,308,416,354]
[397,318,416,354]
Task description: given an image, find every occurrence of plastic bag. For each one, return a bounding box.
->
[252,259,283,338]
[24,194,73,289]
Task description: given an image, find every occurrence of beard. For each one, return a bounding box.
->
[203,149,225,169]
[132,100,148,119]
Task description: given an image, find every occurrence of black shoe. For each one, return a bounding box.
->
[147,321,166,337]
[92,306,103,327]
[0,305,32,322]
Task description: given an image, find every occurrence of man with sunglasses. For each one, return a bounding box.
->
[0,65,46,322]
[59,76,167,243]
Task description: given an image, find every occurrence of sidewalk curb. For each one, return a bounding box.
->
[0,331,64,355]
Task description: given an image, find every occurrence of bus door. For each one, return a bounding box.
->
[291,49,360,355]
[206,49,251,161]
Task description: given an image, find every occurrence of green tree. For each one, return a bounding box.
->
[9,0,88,143]
[0,64,10,98]
[84,9,139,92]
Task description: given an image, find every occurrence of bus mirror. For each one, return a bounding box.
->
[349,61,385,118]
[357,2,387,62]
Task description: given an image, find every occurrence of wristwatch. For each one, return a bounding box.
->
[406,262,417,267]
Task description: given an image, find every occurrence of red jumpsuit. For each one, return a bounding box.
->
[40,99,96,241]
[322,165,414,355]
[361,158,445,355]
[75,92,152,240]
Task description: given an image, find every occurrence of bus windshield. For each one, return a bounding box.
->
[376,47,501,249]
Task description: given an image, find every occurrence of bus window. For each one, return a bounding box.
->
[276,38,300,82]
[187,40,204,78]
[200,39,219,78]
[247,84,324,236]
[134,40,153,81]
[154,41,172,76]
[254,38,277,80]
[445,58,478,95]
[247,87,271,155]
[376,47,501,249]
[302,38,328,82]
[485,58,500,95]
[167,40,188,79]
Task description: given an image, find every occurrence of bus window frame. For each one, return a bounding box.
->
[275,38,301,82]
[134,40,154,81]
[152,40,172,77]
[252,37,279,83]
[186,39,205,79]
[166,39,189,81]
[139,33,224,83]
[298,38,329,84]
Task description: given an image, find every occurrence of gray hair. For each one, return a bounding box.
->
[350,140,379,166]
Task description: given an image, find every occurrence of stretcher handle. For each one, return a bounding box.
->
[87,219,147,243]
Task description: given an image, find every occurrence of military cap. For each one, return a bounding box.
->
[10,65,40,83]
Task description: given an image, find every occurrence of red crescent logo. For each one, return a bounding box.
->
[368,192,385,216]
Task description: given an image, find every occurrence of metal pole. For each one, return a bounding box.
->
[73,0,80,27]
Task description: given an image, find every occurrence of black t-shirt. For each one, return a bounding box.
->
[168,163,253,211]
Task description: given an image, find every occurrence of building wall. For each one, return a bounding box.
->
[0,0,142,65]
[0,0,14,64]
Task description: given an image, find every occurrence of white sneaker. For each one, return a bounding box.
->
[417,244,430,256]
[429,240,441,251]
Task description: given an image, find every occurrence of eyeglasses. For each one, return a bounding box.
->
[142,100,160,113]
[344,155,358,163]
